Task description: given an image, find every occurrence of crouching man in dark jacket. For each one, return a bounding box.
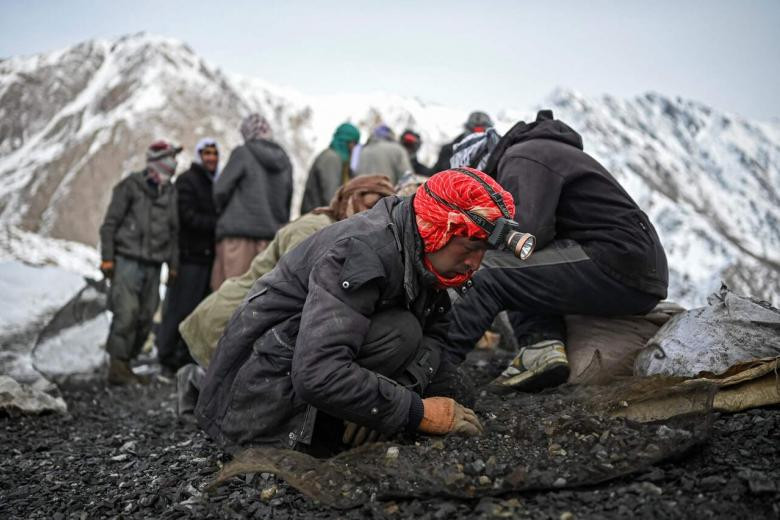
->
[447,111,668,393]
[196,168,516,453]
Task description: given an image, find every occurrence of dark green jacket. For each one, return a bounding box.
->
[99,170,179,270]
[300,148,344,214]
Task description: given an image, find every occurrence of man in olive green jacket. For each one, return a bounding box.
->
[175,176,394,418]
[99,140,181,385]
[179,175,396,368]
[180,211,334,367]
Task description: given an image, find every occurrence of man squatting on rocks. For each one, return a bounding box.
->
[195,169,516,452]
[179,175,397,370]
[99,140,181,385]
[174,175,396,417]
[447,111,669,392]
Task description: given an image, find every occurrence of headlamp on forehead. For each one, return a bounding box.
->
[487,217,536,260]
[422,168,536,260]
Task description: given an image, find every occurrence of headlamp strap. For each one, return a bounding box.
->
[422,183,495,234]
[421,168,512,234]
[450,168,512,219]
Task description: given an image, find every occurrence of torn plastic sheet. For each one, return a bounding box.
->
[636,285,780,377]
[209,379,715,509]
[620,357,780,418]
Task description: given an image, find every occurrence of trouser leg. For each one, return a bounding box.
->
[310,309,423,453]
[176,363,206,417]
[507,311,566,348]
[158,263,210,370]
[106,256,143,361]
[130,262,160,359]
[448,240,660,352]
[211,237,269,291]
[357,309,476,405]
[355,309,423,379]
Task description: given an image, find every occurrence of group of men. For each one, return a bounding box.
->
[98,108,667,453]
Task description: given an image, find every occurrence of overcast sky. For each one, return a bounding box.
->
[2,0,779,120]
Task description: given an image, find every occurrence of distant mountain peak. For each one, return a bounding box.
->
[0,33,778,307]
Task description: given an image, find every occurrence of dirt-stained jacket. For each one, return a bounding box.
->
[99,170,179,270]
[195,196,453,449]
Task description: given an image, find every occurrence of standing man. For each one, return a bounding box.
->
[99,140,181,385]
[447,111,668,392]
[432,111,493,172]
[355,124,413,184]
[211,114,293,290]
[300,123,361,214]
[157,138,220,373]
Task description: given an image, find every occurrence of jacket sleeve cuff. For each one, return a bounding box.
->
[405,393,424,433]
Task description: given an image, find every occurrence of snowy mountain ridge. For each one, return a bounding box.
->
[0,32,778,307]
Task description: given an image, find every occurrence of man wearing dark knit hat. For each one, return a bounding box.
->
[99,140,182,385]
[196,168,515,453]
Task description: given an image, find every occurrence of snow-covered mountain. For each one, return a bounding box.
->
[1,33,778,307]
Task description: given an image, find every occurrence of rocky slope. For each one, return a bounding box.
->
[1,33,778,307]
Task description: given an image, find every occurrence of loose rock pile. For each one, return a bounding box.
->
[1,351,778,519]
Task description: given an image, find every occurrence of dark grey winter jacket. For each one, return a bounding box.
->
[99,170,179,270]
[195,196,453,449]
[214,139,293,241]
[490,112,668,298]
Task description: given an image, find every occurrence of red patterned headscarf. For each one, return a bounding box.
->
[413,167,515,287]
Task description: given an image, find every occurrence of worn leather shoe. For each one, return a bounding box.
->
[108,358,150,385]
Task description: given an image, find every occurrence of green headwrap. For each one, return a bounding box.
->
[329,123,360,163]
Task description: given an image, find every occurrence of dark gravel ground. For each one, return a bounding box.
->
[2,351,779,519]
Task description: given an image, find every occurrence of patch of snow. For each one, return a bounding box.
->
[0,260,86,336]
[33,312,109,379]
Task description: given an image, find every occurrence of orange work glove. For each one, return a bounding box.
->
[100,260,115,279]
[418,397,484,436]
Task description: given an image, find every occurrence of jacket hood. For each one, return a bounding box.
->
[484,110,583,177]
[245,139,291,174]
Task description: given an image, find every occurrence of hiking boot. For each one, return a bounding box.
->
[490,340,570,392]
[108,358,150,385]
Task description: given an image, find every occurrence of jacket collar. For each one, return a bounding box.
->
[389,196,439,308]
[131,169,170,196]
